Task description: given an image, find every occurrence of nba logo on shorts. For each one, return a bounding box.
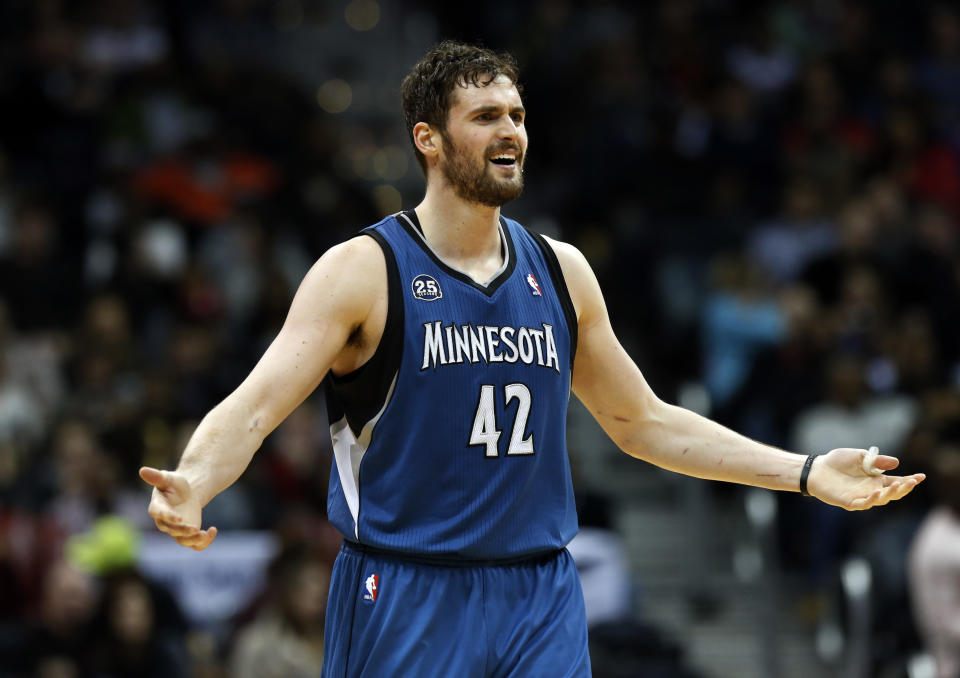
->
[363,574,379,604]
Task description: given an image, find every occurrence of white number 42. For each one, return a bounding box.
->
[469,383,534,457]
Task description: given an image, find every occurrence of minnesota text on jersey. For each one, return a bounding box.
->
[421,321,560,373]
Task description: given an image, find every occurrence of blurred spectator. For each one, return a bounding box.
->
[87,568,189,678]
[700,252,787,409]
[567,491,633,628]
[165,321,230,419]
[781,59,874,199]
[894,203,960,367]
[748,174,835,284]
[830,2,882,105]
[908,438,960,678]
[825,263,890,359]
[196,210,268,330]
[725,11,798,98]
[791,353,917,459]
[41,419,143,536]
[132,141,280,224]
[0,299,67,444]
[45,419,110,534]
[916,4,960,141]
[718,283,826,446]
[259,401,331,515]
[0,439,25,513]
[0,199,81,333]
[228,544,330,678]
[81,0,169,76]
[0,341,46,450]
[800,197,886,307]
[863,173,911,244]
[0,557,98,677]
[883,311,944,396]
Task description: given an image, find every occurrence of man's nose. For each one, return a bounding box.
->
[497,115,519,139]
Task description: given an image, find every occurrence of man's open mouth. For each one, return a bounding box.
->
[490,154,517,167]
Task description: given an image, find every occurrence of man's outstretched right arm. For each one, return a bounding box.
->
[140,236,387,550]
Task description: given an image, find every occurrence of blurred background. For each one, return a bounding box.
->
[0,0,958,677]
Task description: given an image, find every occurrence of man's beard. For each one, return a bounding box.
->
[440,136,524,207]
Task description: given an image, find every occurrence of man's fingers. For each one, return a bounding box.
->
[158,525,217,549]
[870,455,900,472]
[147,503,182,523]
[876,481,901,505]
[146,496,187,527]
[849,484,897,510]
[892,477,920,500]
[155,519,200,538]
[881,473,924,487]
[848,488,881,510]
[176,526,218,551]
[174,534,204,547]
[139,466,169,489]
[849,476,922,510]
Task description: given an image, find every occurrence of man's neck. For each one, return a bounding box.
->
[414,187,503,264]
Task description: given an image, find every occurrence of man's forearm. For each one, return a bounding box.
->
[175,396,267,507]
[620,401,806,492]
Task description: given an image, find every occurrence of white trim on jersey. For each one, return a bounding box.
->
[330,372,399,539]
[397,211,510,287]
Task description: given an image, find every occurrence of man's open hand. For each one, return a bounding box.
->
[807,448,925,510]
[139,467,218,551]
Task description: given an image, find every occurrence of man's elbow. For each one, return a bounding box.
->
[608,396,670,459]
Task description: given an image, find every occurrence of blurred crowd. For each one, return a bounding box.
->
[1,0,960,676]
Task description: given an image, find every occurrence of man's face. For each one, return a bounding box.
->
[436,74,527,207]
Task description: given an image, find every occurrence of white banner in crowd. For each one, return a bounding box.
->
[137,531,279,626]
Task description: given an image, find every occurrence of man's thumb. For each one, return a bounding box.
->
[139,466,168,488]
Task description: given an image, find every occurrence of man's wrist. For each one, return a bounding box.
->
[799,454,817,496]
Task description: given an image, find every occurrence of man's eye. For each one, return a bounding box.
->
[512,114,524,124]
[476,114,491,121]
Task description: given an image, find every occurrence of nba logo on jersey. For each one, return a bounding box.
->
[526,273,542,296]
[363,574,379,603]
[412,274,442,301]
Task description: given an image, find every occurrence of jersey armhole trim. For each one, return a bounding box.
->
[329,230,404,386]
[529,231,578,369]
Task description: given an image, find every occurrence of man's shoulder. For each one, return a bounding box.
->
[326,232,387,267]
[301,231,388,297]
[325,211,409,259]
[533,233,589,275]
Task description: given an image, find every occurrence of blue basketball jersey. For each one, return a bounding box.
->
[324,210,578,560]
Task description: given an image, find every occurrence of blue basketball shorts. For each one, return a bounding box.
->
[320,542,591,678]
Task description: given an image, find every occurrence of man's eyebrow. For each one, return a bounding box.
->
[468,104,526,115]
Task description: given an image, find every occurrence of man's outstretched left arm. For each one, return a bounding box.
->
[546,237,924,510]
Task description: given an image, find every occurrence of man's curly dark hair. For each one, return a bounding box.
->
[401,41,522,174]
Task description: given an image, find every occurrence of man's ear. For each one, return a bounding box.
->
[413,122,441,160]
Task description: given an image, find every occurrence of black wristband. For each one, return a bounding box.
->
[800,454,817,497]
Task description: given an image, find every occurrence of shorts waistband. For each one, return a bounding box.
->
[341,540,564,568]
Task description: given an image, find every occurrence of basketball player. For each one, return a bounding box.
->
[140,42,925,677]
